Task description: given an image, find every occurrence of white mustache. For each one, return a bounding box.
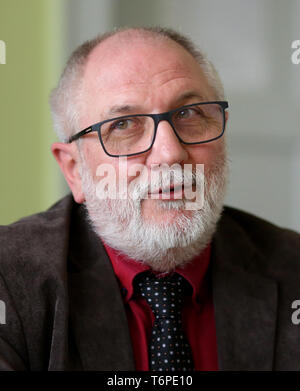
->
[128,168,200,200]
[94,161,205,203]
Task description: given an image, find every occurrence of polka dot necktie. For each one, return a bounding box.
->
[135,272,194,371]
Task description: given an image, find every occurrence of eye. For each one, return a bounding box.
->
[176,108,196,119]
[111,119,132,130]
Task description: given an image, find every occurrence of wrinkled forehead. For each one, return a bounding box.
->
[81,33,211,98]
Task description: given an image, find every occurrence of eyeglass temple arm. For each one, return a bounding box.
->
[68,127,94,143]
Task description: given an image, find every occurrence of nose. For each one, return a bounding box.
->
[146,119,189,166]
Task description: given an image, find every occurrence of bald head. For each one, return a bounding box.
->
[80,32,218,134]
[49,27,225,142]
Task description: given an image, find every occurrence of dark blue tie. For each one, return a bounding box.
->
[135,272,194,371]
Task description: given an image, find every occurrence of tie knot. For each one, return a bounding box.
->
[135,272,190,319]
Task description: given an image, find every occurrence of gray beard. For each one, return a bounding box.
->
[79,153,229,273]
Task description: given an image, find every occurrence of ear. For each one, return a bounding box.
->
[224,111,229,127]
[51,142,85,203]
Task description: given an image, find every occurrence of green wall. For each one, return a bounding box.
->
[0,0,65,224]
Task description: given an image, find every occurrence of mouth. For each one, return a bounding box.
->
[148,183,192,200]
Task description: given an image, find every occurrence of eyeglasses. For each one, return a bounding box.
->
[68,101,228,157]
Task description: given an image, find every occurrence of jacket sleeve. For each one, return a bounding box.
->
[0,272,28,370]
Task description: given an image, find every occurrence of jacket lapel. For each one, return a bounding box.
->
[212,210,278,370]
[68,203,135,370]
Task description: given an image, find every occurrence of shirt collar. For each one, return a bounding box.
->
[102,240,211,303]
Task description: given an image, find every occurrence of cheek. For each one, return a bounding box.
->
[82,141,117,181]
[188,140,225,165]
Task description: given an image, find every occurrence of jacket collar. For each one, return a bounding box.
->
[211,208,278,370]
[67,200,135,370]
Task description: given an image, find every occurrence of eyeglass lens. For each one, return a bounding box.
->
[100,103,224,156]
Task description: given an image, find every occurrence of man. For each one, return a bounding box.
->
[0,27,300,371]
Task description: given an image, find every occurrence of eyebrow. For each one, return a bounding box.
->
[175,91,209,105]
[106,104,142,118]
[105,91,209,118]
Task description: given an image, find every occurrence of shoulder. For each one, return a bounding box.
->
[221,205,300,247]
[0,194,74,278]
[0,195,75,369]
[217,205,300,278]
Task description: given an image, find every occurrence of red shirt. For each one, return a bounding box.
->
[102,241,218,371]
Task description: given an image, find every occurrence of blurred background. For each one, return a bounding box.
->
[0,0,299,232]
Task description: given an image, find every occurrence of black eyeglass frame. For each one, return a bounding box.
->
[68,101,229,157]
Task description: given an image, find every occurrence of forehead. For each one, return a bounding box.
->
[81,34,214,120]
